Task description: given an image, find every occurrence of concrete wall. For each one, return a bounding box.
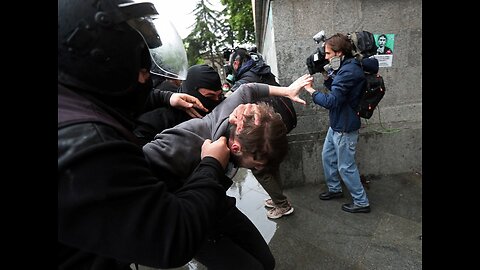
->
[253,0,422,187]
[261,6,279,78]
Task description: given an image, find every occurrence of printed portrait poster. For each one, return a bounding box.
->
[373,33,395,67]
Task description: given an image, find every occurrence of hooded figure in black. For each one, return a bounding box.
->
[179,64,224,114]
[229,48,275,90]
[134,64,224,145]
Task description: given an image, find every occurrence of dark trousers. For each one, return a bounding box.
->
[195,206,275,270]
[252,165,289,208]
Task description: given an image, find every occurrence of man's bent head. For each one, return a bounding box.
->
[228,102,288,170]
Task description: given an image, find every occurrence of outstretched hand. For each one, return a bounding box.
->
[170,93,208,118]
[285,74,313,105]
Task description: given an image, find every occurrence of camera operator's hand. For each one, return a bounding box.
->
[201,137,230,169]
[304,78,316,95]
[321,71,329,81]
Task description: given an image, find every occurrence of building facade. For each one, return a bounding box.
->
[252,0,422,187]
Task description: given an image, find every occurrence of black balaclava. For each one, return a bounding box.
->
[92,46,153,120]
[99,47,153,118]
[179,64,223,115]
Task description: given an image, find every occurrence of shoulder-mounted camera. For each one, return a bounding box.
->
[305,30,378,75]
[306,30,329,75]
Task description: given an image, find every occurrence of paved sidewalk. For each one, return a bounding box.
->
[141,169,422,270]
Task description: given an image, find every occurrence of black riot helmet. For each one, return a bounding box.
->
[58,0,187,96]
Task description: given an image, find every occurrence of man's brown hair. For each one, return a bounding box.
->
[234,102,288,167]
[325,33,353,57]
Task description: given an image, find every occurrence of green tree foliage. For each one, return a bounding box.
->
[220,0,255,44]
[185,36,205,66]
[183,0,254,67]
[183,0,226,67]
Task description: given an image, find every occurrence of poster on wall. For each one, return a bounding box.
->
[373,33,395,67]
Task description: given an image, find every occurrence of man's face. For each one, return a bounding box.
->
[229,52,242,73]
[137,68,150,84]
[230,151,266,171]
[228,103,266,170]
[324,43,339,61]
[198,88,223,101]
[378,36,387,47]
[233,58,241,72]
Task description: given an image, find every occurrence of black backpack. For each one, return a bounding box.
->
[348,31,378,59]
[356,71,386,119]
[346,32,386,119]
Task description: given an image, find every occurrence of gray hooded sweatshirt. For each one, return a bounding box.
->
[142,83,270,185]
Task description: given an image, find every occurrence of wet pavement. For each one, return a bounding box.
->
[141,168,422,270]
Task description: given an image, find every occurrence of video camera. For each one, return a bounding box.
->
[305,30,329,75]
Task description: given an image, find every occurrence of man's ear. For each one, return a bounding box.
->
[230,141,242,155]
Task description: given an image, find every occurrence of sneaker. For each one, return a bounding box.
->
[264,198,275,208]
[266,205,294,219]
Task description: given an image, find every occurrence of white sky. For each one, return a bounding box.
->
[152,0,224,39]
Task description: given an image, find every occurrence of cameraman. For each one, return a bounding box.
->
[304,33,377,214]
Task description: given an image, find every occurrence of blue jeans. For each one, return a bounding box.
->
[322,127,369,206]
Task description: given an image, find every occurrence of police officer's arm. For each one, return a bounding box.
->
[58,127,230,268]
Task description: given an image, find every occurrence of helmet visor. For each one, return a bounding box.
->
[121,1,161,48]
[148,17,188,80]
[125,4,188,80]
[127,16,162,48]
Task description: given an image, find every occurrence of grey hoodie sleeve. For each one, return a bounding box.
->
[142,83,271,182]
